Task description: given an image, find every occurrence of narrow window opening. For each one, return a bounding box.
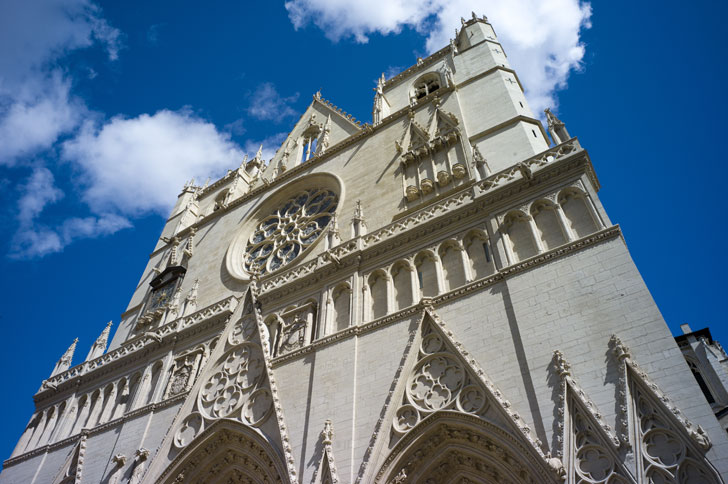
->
[689,361,716,404]
[482,242,491,263]
[417,270,424,289]
[519,101,524,108]
[532,129,537,138]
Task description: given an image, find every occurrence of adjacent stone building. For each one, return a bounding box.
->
[2,13,726,483]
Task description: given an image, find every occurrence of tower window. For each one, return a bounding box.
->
[688,360,716,404]
[413,74,441,100]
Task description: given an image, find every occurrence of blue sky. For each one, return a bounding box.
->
[0,0,726,461]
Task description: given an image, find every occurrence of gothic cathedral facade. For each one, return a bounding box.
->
[2,14,726,484]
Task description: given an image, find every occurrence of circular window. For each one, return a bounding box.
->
[243,188,338,275]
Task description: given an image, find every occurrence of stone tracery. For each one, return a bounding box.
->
[244,188,338,275]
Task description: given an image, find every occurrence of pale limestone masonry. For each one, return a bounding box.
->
[2,13,726,484]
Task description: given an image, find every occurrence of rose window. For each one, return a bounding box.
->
[244,188,338,275]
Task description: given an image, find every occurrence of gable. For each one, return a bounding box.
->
[261,94,362,179]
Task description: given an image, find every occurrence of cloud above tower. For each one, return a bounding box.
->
[285,0,592,113]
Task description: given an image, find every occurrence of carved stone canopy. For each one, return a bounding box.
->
[377,413,562,484]
[158,420,290,484]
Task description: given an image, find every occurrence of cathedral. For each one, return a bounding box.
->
[2,13,727,484]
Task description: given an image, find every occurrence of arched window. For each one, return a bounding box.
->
[464,231,495,280]
[144,361,164,406]
[415,252,439,298]
[412,73,441,100]
[439,242,467,291]
[392,262,414,310]
[332,284,351,332]
[559,189,598,238]
[531,200,567,250]
[503,211,538,261]
[86,389,103,428]
[369,272,389,320]
[71,395,90,436]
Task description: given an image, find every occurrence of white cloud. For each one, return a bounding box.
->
[0,0,122,85]
[284,0,591,113]
[0,73,85,165]
[247,83,299,121]
[63,109,246,217]
[0,0,123,166]
[16,167,65,227]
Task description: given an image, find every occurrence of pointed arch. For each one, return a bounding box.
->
[368,270,390,320]
[376,412,561,484]
[610,335,724,484]
[158,419,290,484]
[463,229,495,280]
[552,351,635,484]
[414,251,439,297]
[558,188,599,238]
[391,260,415,311]
[331,282,352,333]
[502,210,539,262]
[438,239,467,291]
[531,199,568,250]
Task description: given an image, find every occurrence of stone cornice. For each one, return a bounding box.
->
[4,392,188,468]
[270,225,622,367]
[35,297,238,403]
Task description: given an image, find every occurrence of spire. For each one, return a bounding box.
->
[351,200,367,237]
[373,73,389,125]
[85,321,112,362]
[544,108,571,145]
[246,145,263,177]
[51,338,78,377]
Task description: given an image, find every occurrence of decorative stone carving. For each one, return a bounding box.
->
[313,420,340,484]
[552,351,630,484]
[85,321,112,362]
[451,163,466,179]
[420,178,434,194]
[405,185,420,202]
[244,188,338,275]
[610,334,722,483]
[51,338,78,378]
[165,347,205,398]
[169,290,299,483]
[437,170,451,187]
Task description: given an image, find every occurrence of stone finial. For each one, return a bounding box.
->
[112,454,126,467]
[449,38,459,55]
[351,200,367,238]
[51,338,78,377]
[544,108,571,145]
[314,90,321,100]
[552,350,572,379]
[321,419,334,445]
[85,321,113,362]
[610,334,631,361]
[135,448,149,461]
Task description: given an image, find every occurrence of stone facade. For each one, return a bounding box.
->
[2,13,726,484]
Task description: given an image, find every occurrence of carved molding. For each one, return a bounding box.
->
[36,297,238,400]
